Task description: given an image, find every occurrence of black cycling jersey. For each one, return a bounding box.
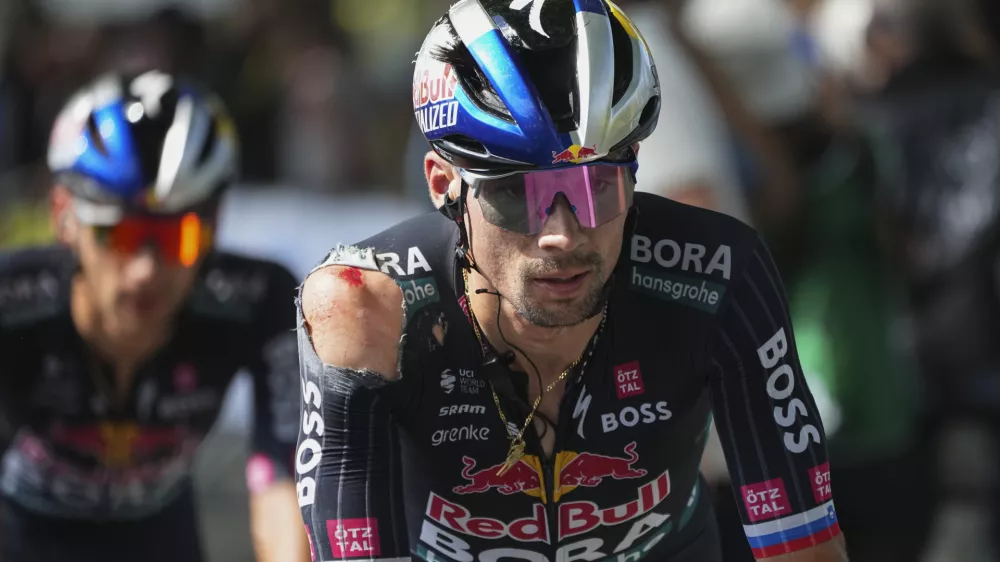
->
[0,246,300,521]
[296,193,841,562]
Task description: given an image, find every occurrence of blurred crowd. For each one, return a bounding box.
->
[5,0,1000,560]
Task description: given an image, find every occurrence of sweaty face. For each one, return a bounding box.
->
[466,193,626,328]
[76,223,200,339]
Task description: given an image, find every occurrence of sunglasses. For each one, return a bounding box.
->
[92,212,213,267]
[459,162,637,235]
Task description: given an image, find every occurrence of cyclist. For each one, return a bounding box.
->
[297,1,848,560]
[0,70,309,562]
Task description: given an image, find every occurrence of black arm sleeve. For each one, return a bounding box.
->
[295,309,410,561]
[246,265,301,491]
[707,237,841,559]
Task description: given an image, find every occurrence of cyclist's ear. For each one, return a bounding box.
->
[425,150,461,209]
[50,184,79,246]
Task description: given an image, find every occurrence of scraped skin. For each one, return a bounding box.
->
[301,260,404,379]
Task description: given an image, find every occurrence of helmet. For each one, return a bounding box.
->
[47,70,238,225]
[413,0,660,173]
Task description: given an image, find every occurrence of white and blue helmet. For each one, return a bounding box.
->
[413,0,660,173]
[47,70,238,224]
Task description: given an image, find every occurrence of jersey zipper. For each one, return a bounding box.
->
[531,373,583,548]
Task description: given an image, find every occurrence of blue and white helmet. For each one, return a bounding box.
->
[47,70,239,224]
[413,0,660,173]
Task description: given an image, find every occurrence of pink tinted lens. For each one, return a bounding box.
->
[523,164,634,233]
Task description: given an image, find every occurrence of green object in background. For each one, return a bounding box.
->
[0,200,55,249]
[782,137,921,465]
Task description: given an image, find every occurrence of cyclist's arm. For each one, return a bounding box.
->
[248,266,311,562]
[707,236,848,561]
[297,255,410,561]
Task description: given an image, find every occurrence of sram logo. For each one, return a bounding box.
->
[601,402,673,433]
[296,377,324,508]
[439,404,487,416]
[757,329,821,454]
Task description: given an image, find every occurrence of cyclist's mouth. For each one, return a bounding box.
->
[533,271,590,297]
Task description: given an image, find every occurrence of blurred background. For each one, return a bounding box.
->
[4,0,1000,560]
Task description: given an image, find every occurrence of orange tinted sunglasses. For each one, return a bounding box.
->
[93,212,214,267]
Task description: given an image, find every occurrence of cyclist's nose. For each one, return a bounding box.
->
[537,194,586,253]
[122,245,162,285]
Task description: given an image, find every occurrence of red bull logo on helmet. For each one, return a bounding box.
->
[413,63,459,109]
[551,144,600,165]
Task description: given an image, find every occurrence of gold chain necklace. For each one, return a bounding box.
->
[462,266,605,476]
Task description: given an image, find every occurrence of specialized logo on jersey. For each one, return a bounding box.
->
[628,235,732,313]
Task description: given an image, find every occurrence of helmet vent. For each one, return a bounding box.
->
[609,11,634,106]
[432,16,514,123]
[86,114,109,157]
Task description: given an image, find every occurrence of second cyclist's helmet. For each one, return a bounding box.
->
[47,70,238,224]
[413,0,660,173]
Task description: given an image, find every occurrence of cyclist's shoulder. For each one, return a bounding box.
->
[185,250,298,327]
[0,245,73,329]
[627,192,761,284]
[312,210,458,282]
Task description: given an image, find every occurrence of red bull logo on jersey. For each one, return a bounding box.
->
[450,442,647,504]
[50,422,185,468]
[551,144,600,164]
[431,467,671,543]
[552,441,647,502]
[452,455,547,502]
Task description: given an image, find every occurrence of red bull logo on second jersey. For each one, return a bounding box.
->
[551,144,600,165]
[50,422,185,468]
